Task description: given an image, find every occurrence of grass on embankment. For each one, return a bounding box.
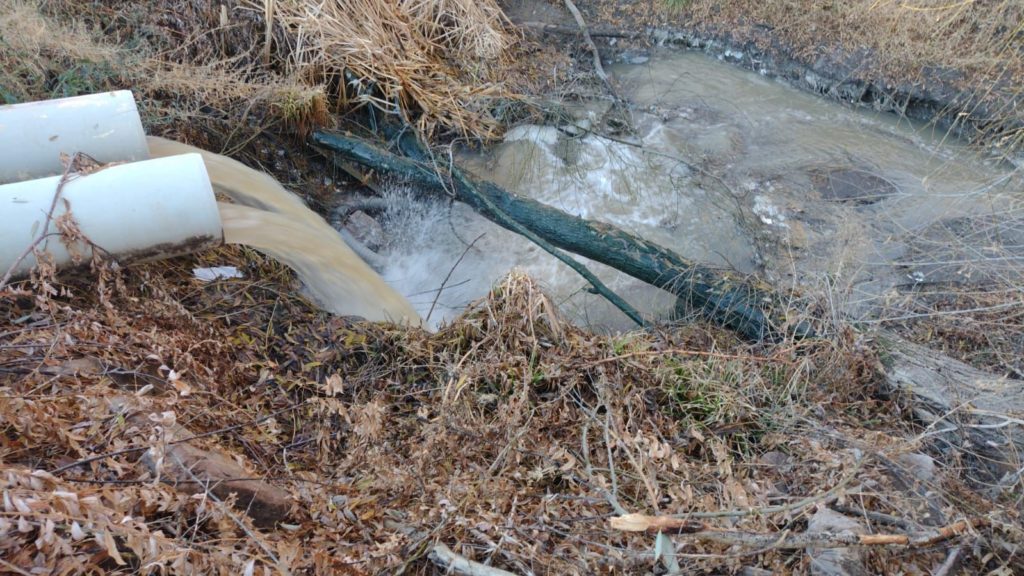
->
[0,0,521,143]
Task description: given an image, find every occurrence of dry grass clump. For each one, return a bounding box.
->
[4,0,519,144]
[0,0,329,143]
[2,244,1019,573]
[0,0,120,103]
[270,0,516,139]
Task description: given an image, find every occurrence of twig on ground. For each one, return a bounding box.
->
[610,514,988,549]
[388,521,521,576]
[579,419,627,515]
[933,546,962,576]
[602,408,625,512]
[587,347,787,366]
[428,543,520,576]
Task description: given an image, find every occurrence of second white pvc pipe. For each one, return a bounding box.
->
[0,91,150,184]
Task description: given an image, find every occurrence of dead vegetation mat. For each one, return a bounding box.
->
[2,249,1021,574]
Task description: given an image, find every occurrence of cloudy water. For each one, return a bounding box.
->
[378,49,1021,329]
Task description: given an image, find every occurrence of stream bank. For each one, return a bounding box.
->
[505,0,1024,157]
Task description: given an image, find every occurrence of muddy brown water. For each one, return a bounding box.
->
[147,137,421,325]
[378,49,1021,330]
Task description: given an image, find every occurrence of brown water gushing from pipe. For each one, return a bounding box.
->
[147,136,420,325]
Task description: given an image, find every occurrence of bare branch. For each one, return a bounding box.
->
[610,514,988,549]
[562,0,615,95]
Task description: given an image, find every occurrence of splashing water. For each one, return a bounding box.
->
[147,136,420,325]
[216,202,419,323]
[377,49,1021,329]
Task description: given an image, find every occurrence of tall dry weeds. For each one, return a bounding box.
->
[269,0,516,139]
[4,0,517,142]
[1,0,329,143]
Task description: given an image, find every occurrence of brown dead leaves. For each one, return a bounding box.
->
[1,256,1014,573]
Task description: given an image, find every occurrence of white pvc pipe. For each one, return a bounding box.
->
[0,154,222,279]
[0,91,149,184]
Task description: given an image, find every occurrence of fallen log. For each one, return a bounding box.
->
[874,335,1024,486]
[311,130,809,342]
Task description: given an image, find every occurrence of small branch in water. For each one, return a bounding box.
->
[563,0,615,96]
[459,191,647,326]
[427,232,485,324]
[398,128,646,327]
[433,148,647,327]
[336,196,390,217]
[337,227,387,271]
